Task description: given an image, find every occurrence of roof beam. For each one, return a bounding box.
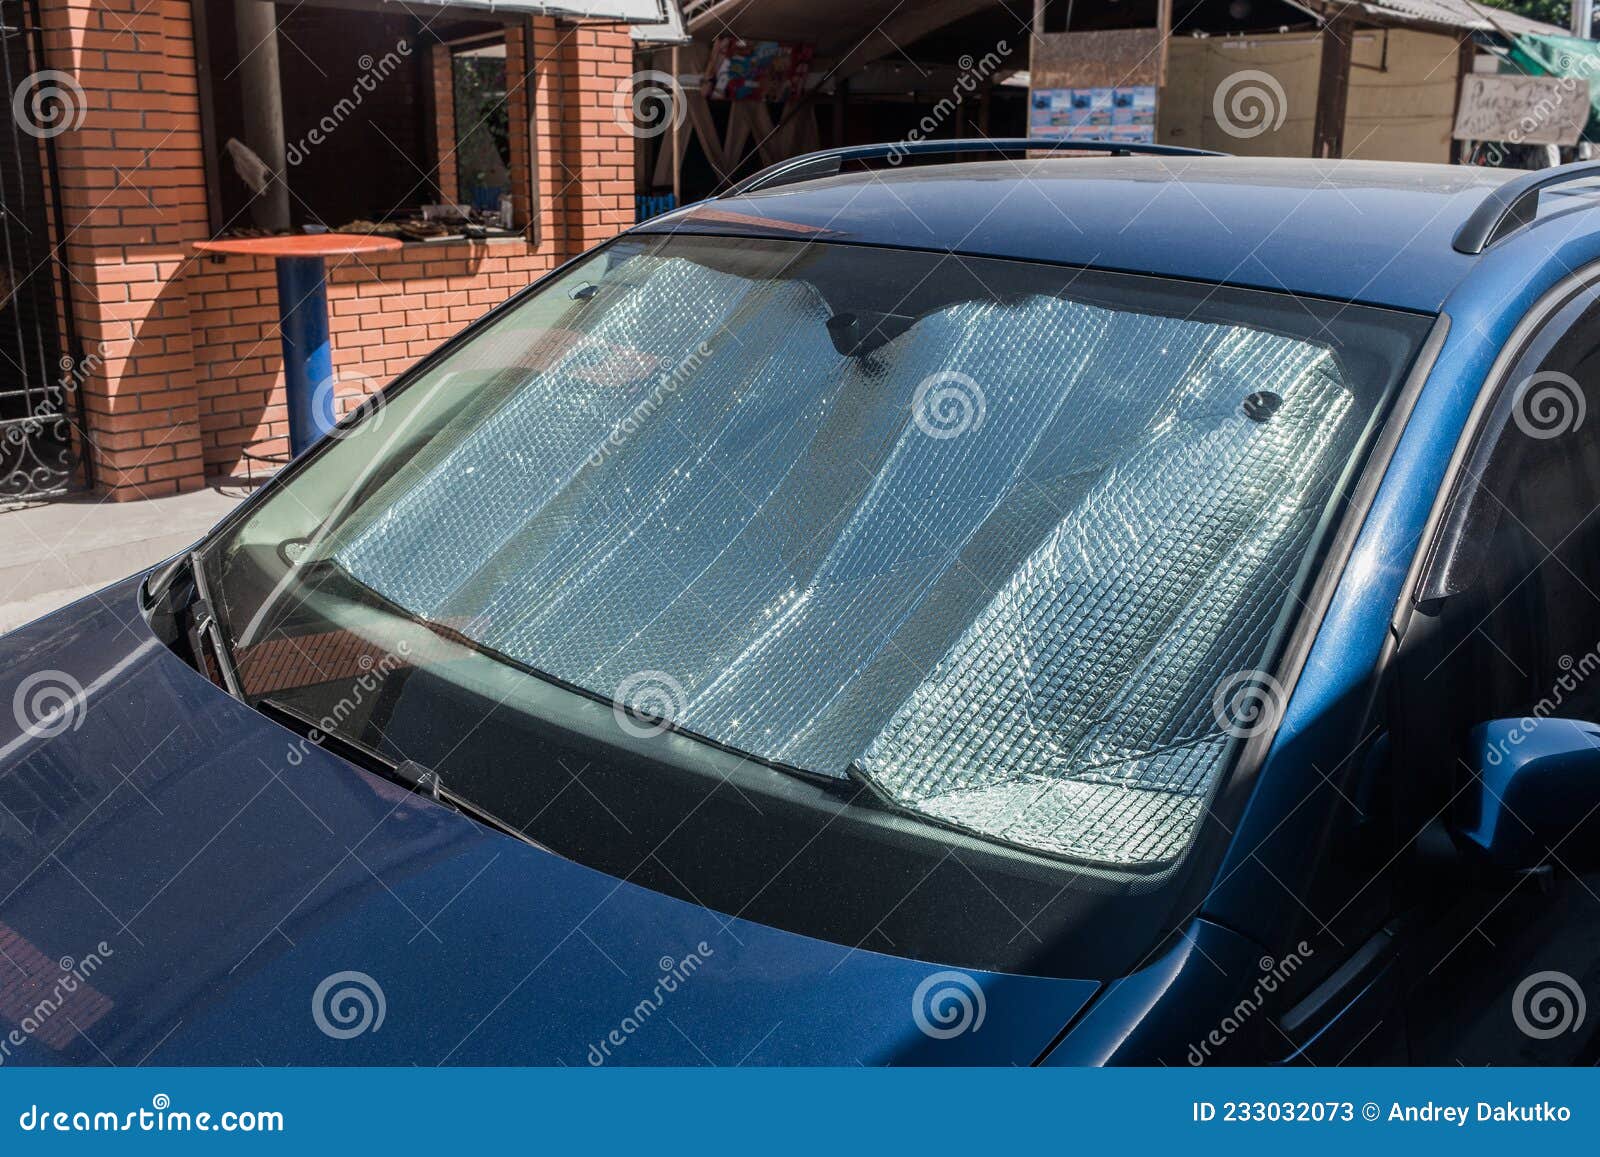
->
[819,0,1008,81]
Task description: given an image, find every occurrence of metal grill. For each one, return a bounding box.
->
[0,0,83,504]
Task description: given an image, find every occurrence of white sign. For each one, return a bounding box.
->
[1453,74,1590,146]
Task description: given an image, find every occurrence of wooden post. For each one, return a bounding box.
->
[1031,0,1046,72]
[670,44,682,205]
[1030,0,1045,143]
[635,74,650,196]
[1451,36,1475,164]
[1156,0,1172,87]
[1312,9,1355,159]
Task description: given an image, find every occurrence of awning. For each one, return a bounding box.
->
[1308,0,1567,37]
[380,0,672,21]
[1505,32,1600,138]
[632,0,688,43]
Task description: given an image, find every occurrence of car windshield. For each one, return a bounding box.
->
[202,234,1430,974]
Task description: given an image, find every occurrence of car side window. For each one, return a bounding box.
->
[1421,291,1600,731]
[1399,289,1600,1066]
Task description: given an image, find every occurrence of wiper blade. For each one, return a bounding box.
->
[187,549,245,699]
[259,699,551,855]
[394,758,444,800]
[396,760,550,853]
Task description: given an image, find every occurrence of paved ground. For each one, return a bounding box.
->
[0,484,250,633]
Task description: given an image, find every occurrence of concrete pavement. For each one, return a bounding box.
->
[0,485,250,633]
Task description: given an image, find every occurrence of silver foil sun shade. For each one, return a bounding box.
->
[333,254,1360,867]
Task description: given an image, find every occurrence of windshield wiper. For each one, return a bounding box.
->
[186,549,245,699]
[258,698,552,855]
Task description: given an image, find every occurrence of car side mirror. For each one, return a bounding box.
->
[1456,718,1600,871]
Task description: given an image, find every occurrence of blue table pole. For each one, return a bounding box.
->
[275,254,336,455]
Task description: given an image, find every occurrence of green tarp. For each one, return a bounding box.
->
[1506,31,1600,139]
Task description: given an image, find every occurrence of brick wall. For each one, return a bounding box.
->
[557,23,636,251]
[41,0,211,499]
[188,239,569,474]
[431,42,457,207]
[41,4,637,497]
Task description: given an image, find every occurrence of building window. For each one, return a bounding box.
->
[449,39,511,213]
[192,0,522,236]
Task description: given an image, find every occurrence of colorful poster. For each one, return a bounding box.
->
[1030,85,1156,144]
[701,37,815,102]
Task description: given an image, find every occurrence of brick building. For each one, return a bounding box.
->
[28,0,664,501]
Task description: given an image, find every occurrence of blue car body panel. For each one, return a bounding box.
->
[5,156,1598,1064]
[637,157,1515,311]
[0,579,1098,1066]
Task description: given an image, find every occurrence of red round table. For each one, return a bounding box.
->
[194,234,404,454]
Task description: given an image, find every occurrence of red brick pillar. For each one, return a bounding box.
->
[39,0,209,499]
[556,22,635,256]
[431,43,458,206]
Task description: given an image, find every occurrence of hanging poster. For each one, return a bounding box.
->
[1031,85,1157,143]
[1452,73,1588,145]
[701,37,814,102]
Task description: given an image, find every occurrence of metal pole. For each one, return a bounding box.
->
[235,0,291,230]
[275,256,334,454]
[1574,0,1594,38]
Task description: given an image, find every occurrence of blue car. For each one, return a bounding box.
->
[6,141,1600,1067]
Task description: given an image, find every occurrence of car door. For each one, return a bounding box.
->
[1391,281,1600,1065]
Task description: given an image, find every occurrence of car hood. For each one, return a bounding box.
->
[0,576,1098,1065]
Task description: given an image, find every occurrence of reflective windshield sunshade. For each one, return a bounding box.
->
[325,239,1374,868]
[856,341,1355,865]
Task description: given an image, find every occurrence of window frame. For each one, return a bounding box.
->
[1415,268,1600,608]
[187,0,527,236]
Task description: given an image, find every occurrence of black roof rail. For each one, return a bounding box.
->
[721,138,1227,199]
[1453,160,1600,254]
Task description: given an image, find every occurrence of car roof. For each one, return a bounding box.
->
[636,157,1526,313]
